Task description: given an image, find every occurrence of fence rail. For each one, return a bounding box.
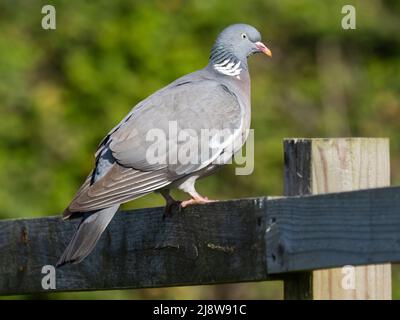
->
[1,186,399,295]
[0,138,398,299]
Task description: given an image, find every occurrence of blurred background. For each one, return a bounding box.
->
[1,0,399,299]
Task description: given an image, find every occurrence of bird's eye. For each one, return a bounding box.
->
[241,33,247,39]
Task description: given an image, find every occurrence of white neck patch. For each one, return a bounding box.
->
[213,59,242,79]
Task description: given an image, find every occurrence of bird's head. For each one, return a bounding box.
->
[209,24,271,78]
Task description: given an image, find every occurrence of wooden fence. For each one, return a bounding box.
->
[0,138,398,299]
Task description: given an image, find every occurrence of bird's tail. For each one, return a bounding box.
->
[56,204,119,267]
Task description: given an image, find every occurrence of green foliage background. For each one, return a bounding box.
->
[1,0,399,299]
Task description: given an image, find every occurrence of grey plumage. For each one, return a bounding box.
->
[56,205,118,266]
[57,23,271,266]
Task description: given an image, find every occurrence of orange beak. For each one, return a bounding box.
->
[255,41,272,57]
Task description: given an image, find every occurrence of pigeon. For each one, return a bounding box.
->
[56,23,271,267]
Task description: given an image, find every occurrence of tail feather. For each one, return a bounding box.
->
[56,205,119,267]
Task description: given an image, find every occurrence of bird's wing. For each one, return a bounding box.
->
[109,80,244,174]
[66,79,244,214]
[65,164,170,214]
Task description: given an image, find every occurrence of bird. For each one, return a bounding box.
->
[56,23,271,267]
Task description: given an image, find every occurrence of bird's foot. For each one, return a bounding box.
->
[181,195,214,208]
[163,199,182,219]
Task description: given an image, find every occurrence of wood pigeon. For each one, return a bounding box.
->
[57,23,271,267]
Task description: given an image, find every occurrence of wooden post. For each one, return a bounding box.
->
[283,138,392,300]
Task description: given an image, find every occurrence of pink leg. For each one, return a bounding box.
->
[180,191,214,208]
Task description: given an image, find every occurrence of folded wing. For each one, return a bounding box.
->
[65,79,243,215]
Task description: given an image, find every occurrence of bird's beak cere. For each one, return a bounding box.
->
[255,41,272,57]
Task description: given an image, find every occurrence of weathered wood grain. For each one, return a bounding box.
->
[282,138,313,299]
[1,185,400,295]
[311,138,391,299]
[265,185,400,274]
[271,138,392,300]
[0,198,269,295]
[283,138,312,197]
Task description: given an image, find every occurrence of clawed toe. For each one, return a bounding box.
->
[161,189,216,218]
[180,197,214,208]
[163,200,182,219]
